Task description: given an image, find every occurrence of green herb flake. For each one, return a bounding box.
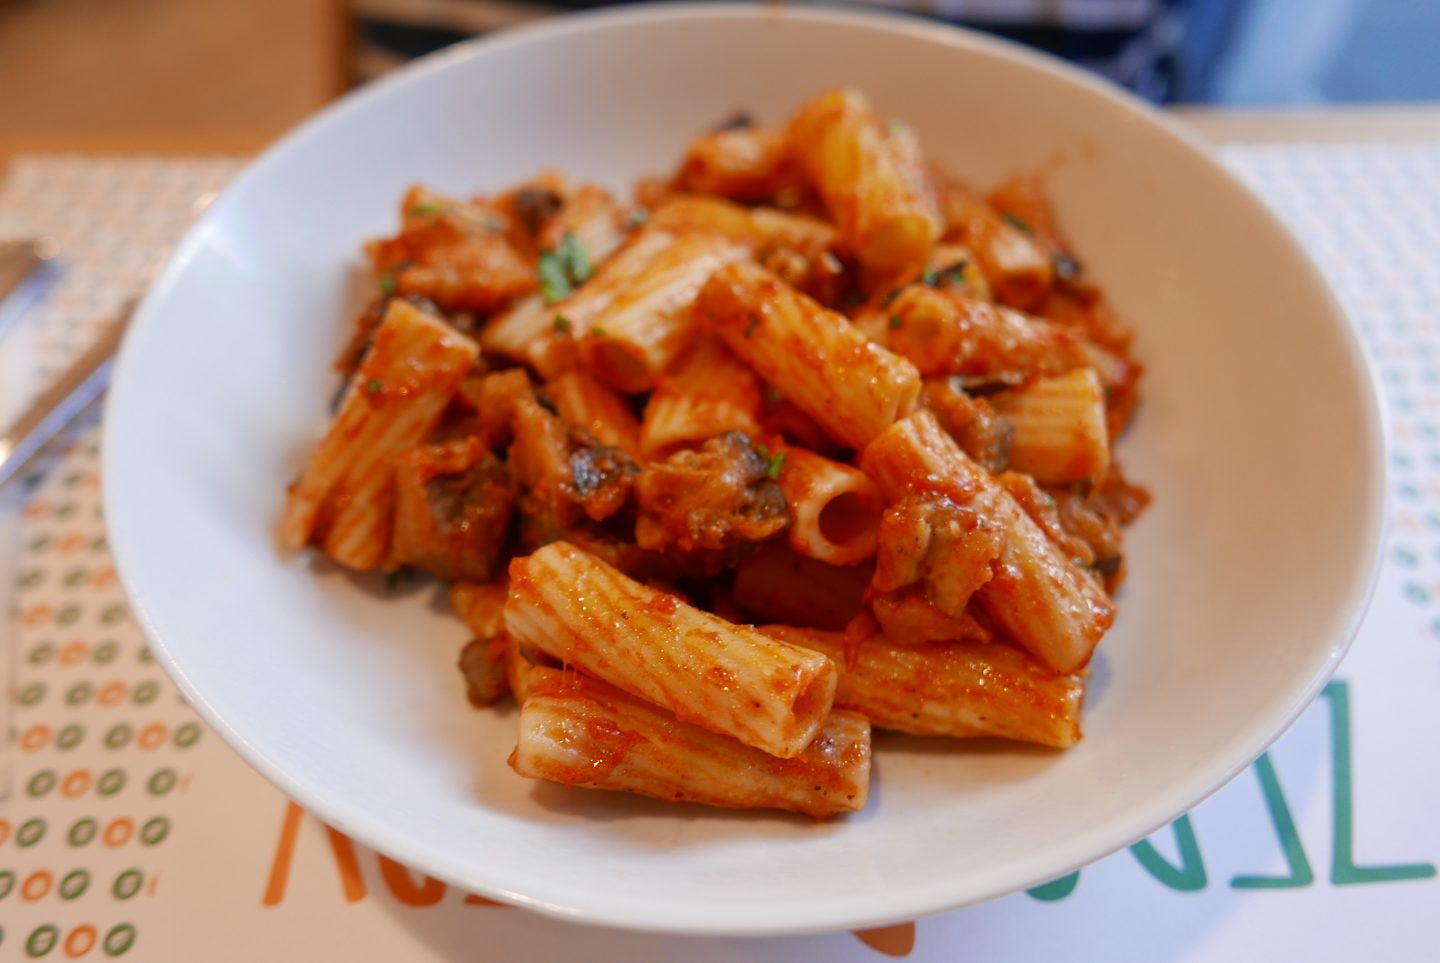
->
[379,274,396,297]
[539,232,593,303]
[745,312,761,338]
[366,379,383,395]
[1002,211,1034,235]
[409,203,446,216]
[537,250,571,303]
[385,567,416,591]
[590,326,608,338]
[626,207,650,230]
[878,288,903,308]
[921,267,938,288]
[752,443,786,479]
[558,231,593,284]
[552,314,572,335]
[888,314,903,330]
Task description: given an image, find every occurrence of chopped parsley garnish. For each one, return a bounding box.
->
[878,288,903,308]
[589,326,608,337]
[408,203,446,216]
[888,314,903,330]
[538,231,593,303]
[366,379,383,395]
[745,312,761,338]
[537,251,570,303]
[1002,211,1034,235]
[921,267,938,288]
[378,274,396,297]
[753,443,786,480]
[552,314,572,335]
[626,207,650,230]
[559,231,592,283]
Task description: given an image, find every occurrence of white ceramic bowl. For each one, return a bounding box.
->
[103,3,1385,936]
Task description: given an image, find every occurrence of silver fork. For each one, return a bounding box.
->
[0,299,133,490]
[0,238,60,343]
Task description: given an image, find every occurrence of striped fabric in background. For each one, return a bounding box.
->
[347,0,1182,101]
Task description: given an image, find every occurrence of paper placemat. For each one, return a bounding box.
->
[1,146,1437,961]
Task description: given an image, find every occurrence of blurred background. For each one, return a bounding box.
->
[2,0,1438,157]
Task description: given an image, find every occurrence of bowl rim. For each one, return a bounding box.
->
[101,0,1389,936]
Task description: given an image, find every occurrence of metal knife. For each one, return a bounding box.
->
[0,300,134,489]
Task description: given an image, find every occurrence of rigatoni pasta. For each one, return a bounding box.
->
[280,298,477,570]
[579,231,750,393]
[788,88,941,273]
[512,667,870,818]
[506,542,838,759]
[283,87,1148,820]
[699,260,922,449]
[639,335,762,458]
[991,368,1110,483]
[763,626,1085,749]
[773,446,882,566]
[544,369,643,458]
[862,411,1115,674]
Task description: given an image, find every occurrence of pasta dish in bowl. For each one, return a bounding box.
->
[102,3,1384,934]
[279,87,1147,818]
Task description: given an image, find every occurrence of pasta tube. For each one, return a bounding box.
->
[698,261,921,449]
[881,284,1093,380]
[505,542,838,758]
[647,196,838,255]
[511,667,871,818]
[991,368,1110,483]
[280,299,477,570]
[868,590,993,646]
[674,125,795,201]
[936,177,1054,311]
[788,89,941,273]
[764,626,1084,749]
[861,412,1113,673]
[537,184,627,268]
[639,336,762,458]
[579,231,749,392]
[774,446,882,566]
[544,369,643,458]
[480,224,673,377]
